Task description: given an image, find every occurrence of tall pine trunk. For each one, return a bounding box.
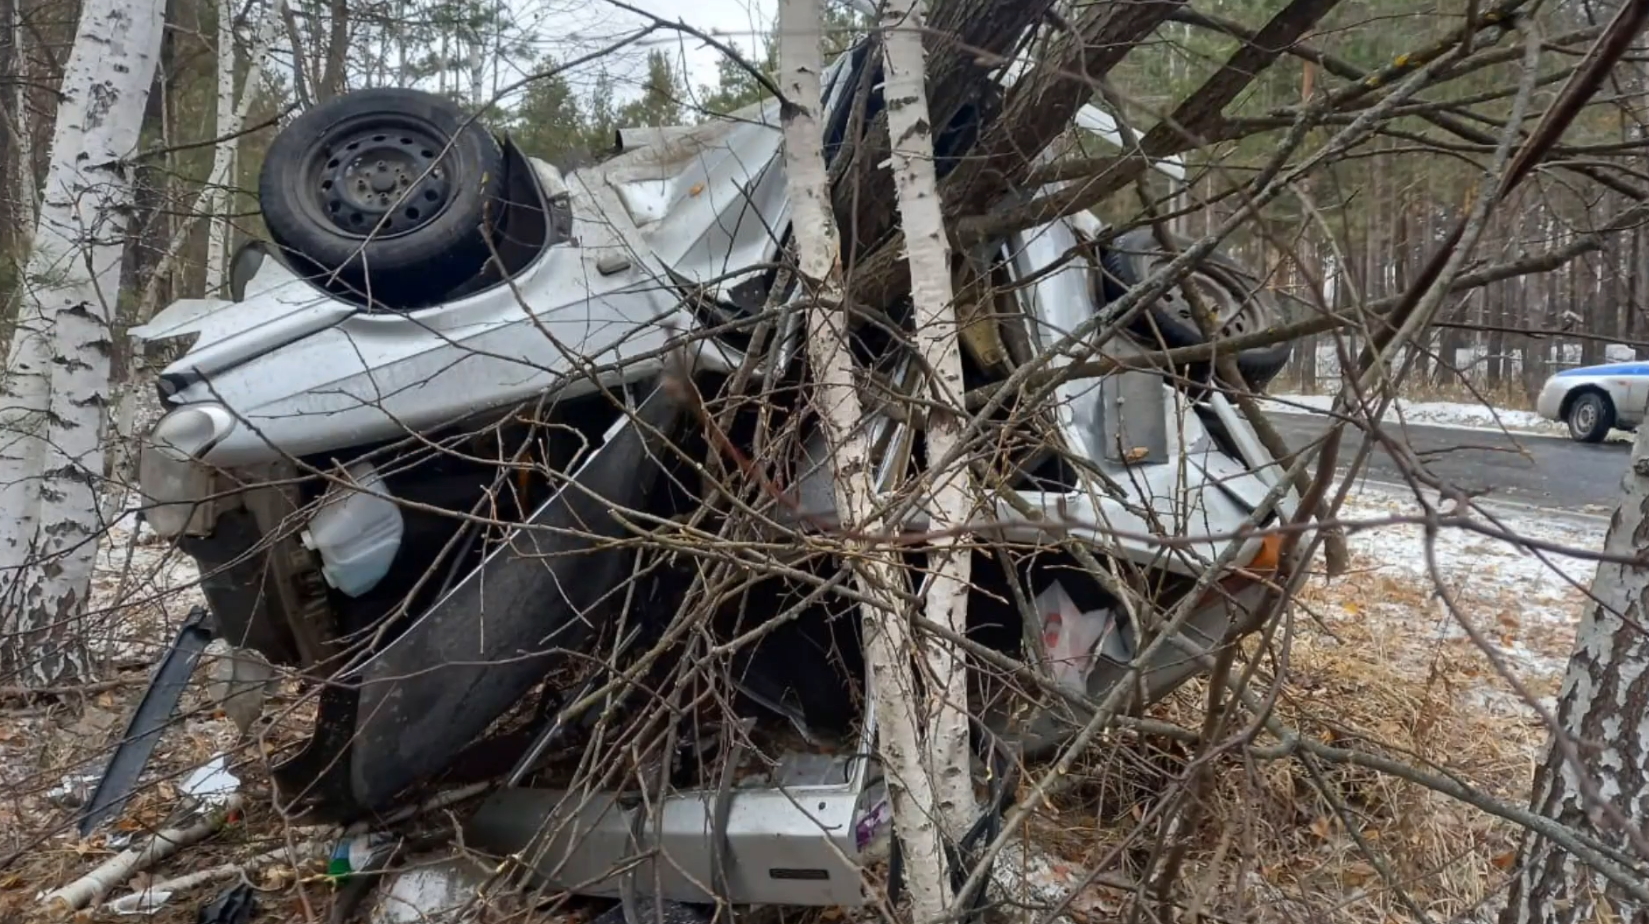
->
[0,0,166,685]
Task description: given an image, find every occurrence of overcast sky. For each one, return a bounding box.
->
[504,0,782,105]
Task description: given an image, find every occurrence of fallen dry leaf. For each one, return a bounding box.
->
[1340,862,1379,887]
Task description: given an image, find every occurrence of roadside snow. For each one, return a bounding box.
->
[1260,393,1632,442]
[1308,479,1603,716]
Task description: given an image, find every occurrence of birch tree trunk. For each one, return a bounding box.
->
[0,0,166,685]
[4,0,36,245]
[204,0,237,294]
[1497,422,1649,924]
[880,0,977,843]
[468,29,484,109]
[777,0,951,917]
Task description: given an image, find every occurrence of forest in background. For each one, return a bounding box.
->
[2,0,1642,409]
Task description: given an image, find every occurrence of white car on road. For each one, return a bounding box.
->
[1536,359,1649,441]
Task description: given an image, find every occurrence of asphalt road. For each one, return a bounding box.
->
[1268,413,1631,518]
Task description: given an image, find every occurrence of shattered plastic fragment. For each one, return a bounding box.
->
[854,796,892,853]
[46,773,99,809]
[181,756,240,808]
[198,883,258,924]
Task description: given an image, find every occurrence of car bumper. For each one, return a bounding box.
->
[1536,379,1567,421]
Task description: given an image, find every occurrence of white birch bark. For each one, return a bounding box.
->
[204,0,238,294]
[0,0,166,684]
[5,0,36,241]
[1498,421,1649,924]
[468,30,485,109]
[777,0,951,917]
[880,0,977,843]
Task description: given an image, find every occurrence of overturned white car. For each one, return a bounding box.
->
[128,32,1299,910]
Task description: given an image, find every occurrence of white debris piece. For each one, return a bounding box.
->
[368,854,492,924]
[46,772,99,809]
[107,889,173,915]
[181,755,240,807]
[989,838,1122,924]
[1031,580,1126,694]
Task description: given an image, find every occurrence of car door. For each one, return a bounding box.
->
[1624,362,1649,425]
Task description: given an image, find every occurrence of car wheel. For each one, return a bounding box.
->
[1098,227,1293,391]
[258,87,506,309]
[1567,390,1615,443]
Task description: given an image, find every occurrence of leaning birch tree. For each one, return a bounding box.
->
[205,0,240,294]
[0,0,167,684]
[879,0,977,842]
[1497,421,1649,924]
[777,0,953,917]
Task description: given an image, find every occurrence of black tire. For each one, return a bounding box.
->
[258,87,505,309]
[1567,390,1615,443]
[1098,228,1293,391]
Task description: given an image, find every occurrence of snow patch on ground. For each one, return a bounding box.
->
[1260,393,1632,442]
[1308,479,1603,715]
[88,507,205,666]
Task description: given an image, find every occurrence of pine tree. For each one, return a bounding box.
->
[696,4,867,117]
[581,66,619,156]
[698,39,778,116]
[510,58,588,166]
[617,49,686,128]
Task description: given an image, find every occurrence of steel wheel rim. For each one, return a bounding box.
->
[301,115,456,241]
[1140,252,1275,339]
[1576,401,1597,431]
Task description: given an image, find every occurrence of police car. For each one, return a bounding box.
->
[1536,359,1649,442]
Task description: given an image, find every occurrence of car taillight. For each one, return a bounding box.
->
[1191,533,1284,612]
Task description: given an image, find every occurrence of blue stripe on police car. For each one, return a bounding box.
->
[1554,362,1649,378]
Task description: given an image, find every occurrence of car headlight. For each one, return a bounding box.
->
[137,404,237,538]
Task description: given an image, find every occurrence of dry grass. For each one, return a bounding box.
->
[993,506,1587,924]
[1000,623,1551,923]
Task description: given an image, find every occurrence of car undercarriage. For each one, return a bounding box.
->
[124,28,1300,910]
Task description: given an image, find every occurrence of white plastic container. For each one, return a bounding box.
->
[300,461,405,598]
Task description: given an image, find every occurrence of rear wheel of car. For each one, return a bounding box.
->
[258,87,506,309]
[1098,228,1293,391]
[1567,390,1614,443]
